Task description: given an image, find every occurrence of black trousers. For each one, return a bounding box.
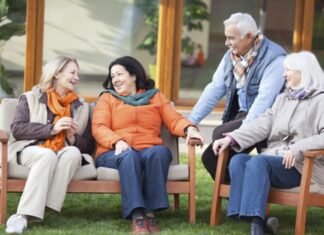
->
[201,112,255,182]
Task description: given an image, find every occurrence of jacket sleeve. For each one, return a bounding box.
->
[91,94,123,149]
[229,96,282,151]
[290,103,324,160]
[188,56,227,124]
[11,95,53,140]
[158,93,192,137]
[74,116,95,154]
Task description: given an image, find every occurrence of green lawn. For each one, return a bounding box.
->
[2,157,324,234]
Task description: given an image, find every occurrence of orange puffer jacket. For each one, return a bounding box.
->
[92,91,192,158]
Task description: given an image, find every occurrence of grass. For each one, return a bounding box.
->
[1,156,324,234]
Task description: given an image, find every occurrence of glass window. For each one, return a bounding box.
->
[178,0,295,105]
[313,0,324,67]
[42,0,157,99]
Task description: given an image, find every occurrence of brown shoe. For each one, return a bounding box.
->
[132,217,149,234]
[146,216,160,233]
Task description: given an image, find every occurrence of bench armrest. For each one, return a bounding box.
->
[0,129,8,143]
[188,138,203,146]
[0,129,9,182]
[304,150,324,158]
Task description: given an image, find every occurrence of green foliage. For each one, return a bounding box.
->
[136,0,209,57]
[0,0,26,41]
[0,64,13,94]
[183,0,209,31]
[4,156,324,234]
[135,0,159,56]
[0,0,26,95]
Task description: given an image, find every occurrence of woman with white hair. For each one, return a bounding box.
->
[212,51,324,235]
[5,55,94,234]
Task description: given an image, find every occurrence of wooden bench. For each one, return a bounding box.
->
[0,98,202,224]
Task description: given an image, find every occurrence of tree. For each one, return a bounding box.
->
[136,0,209,58]
[0,0,26,96]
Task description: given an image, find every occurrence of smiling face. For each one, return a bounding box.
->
[224,24,254,56]
[111,64,137,96]
[54,61,79,96]
[284,68,302,89]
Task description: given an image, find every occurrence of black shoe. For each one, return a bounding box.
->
[265,217,279,235]
[251,222,265,235]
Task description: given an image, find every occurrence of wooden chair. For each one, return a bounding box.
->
[0,98,202,224]
[210,147,324,235]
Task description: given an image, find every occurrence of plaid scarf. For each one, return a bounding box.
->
[231,33,264,89]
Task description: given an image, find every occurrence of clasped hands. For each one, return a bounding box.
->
[51,117,78,144]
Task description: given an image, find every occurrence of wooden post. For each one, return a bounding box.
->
[24,0,44,92]
[293,0,314,51]
[301,0,314,50]
[156,0,183,100]
[293,0,303,51]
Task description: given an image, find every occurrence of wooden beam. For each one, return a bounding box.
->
[156,0,167,93]
[293,0,304,51]
[301,0,314,50]
[293,0,315,51]
[156,0,182,100]
[24,0,44,92]
[171,0,183,101]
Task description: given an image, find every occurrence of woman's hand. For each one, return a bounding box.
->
[51,117,78,135]
[185,126,204,147]
[66,120,78,144]
[212,136,232,155]
[282,150,296,169]
[115,140,130,155]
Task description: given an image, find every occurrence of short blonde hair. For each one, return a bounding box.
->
[38,55,79,91]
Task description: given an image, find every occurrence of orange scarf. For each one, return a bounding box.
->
[40,89,79,151]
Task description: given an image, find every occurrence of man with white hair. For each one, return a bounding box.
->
[188,12,286,181]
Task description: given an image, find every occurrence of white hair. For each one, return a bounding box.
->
[284,51,324,91]
[224,13,258,38]
[38,55,79,91]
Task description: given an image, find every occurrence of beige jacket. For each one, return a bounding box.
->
[229,89,324,186]
[8,88,91,164]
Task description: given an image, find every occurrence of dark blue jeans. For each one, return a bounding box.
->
[96,145,172,219]
[227,154,301,220]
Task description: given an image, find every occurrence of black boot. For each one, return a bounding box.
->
[265,217,279,235]
[251,217,265,235]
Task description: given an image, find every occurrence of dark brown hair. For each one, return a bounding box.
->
[103,56,155,90]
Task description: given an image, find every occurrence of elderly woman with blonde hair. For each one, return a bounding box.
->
[5,55,94,234]
[212,51,324,235]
